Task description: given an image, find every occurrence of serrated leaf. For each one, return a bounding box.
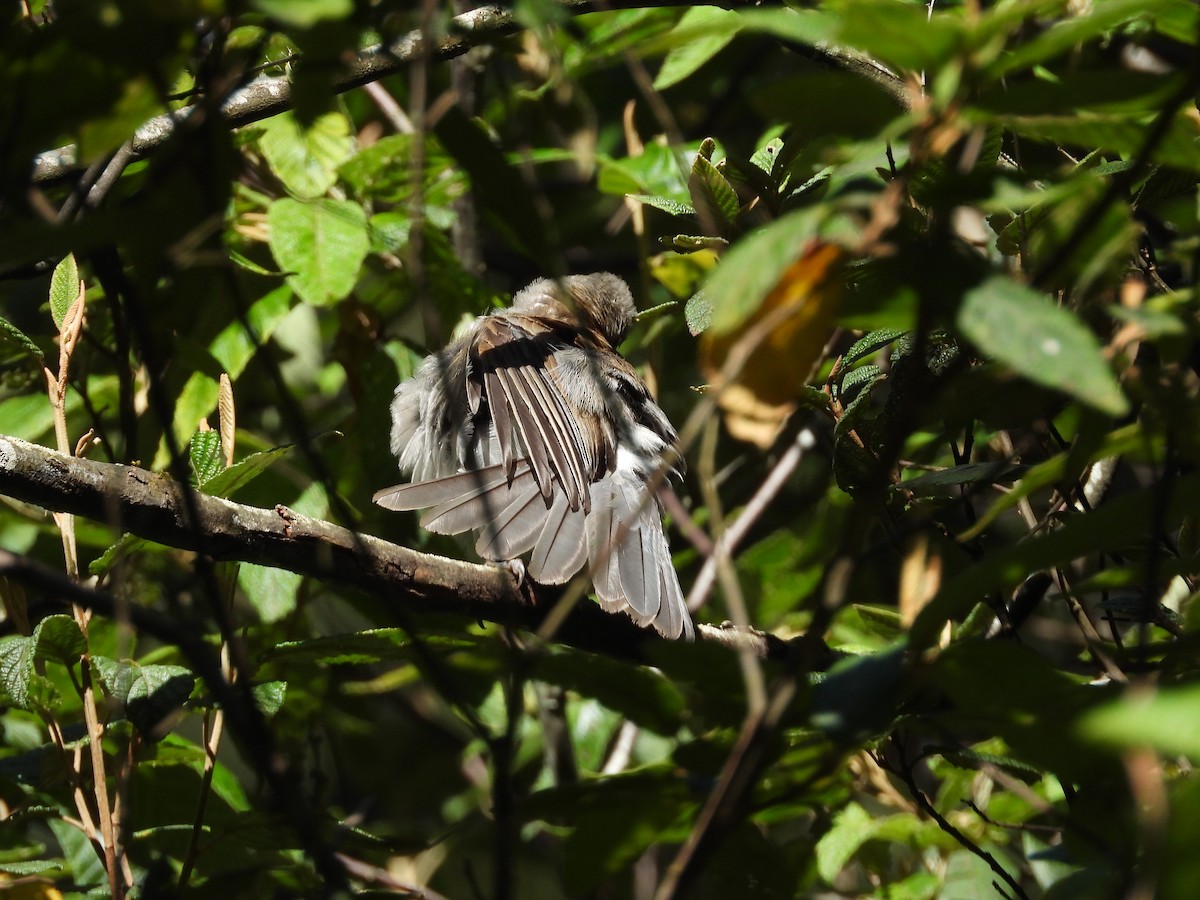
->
[843,328,907,367]
[92,657,195,737]
[627,193,695,216]
[957,276,1128,416]
[253,680,287,717]
[259,110,353,198]
[268,197,368,306]
[201,444,292,499]
[685,291,711,335]
[89,533,162,577]
[689,152,740,236]
[189,430,223,487]
[31,615,85,664]
[0,316,45,364]
[654,7,741,89]
[0,637,35,708]
[49,254,79,330]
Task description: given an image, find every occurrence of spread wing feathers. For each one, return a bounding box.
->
[586,471,692,638]
[373,465,514,514]
[474,477,548,560]
[528,491,589,584]
[474,317,594,513]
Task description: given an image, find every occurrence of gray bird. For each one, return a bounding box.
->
[373,273,694,640]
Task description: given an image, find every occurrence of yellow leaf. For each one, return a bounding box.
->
[700,241,844,447]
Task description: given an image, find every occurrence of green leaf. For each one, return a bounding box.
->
[49,818,107,891]
[957,277,1128,416]
[189,430,223,487]
[899,462,1027,496]
[49,254,79,330]
[201,444,292,499]
[843,328,907,367]
[31,614,85,664]
[238,563,302,624]
[259,111,354,199]
[654,7,741,90]
[1080,683,1200,758]
[626,193,695,216]
[92,657,195,737]
[689,151,740,236]
[208,285,294,379]
[0,637,35,708]
[832,0,963,72]
[685,290,711,336]
[0,316,44,365]
[531,649,686,735]
[253,680,287,717]
[252,0,353,30]
[268,197,369,306]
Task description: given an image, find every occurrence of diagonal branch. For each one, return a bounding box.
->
[31,0,775,185]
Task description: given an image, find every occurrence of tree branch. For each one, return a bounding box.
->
[0,434,808,661]
[29,0,822,185]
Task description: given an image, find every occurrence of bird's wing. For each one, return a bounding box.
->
[471,315,603,513]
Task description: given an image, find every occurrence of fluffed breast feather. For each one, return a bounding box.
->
[374,274,694,640]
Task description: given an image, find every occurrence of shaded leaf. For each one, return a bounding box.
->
[654,7,741,90]
[957,277,1128,416]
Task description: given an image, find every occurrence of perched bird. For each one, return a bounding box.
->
[374,274,694,639]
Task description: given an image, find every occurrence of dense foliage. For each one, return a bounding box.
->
[2,0,1200,897]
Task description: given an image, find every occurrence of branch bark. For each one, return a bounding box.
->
[30,0,860,185]
[0,434,805,661]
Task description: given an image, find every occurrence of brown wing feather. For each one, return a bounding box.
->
[472,315,600,512]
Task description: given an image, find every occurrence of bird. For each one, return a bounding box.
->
[373,273,694,640]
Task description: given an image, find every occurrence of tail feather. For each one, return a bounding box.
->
[374,465,515,512]
[529,492,588,584]
[474,481,547,560]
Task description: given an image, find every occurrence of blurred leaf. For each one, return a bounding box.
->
[531,649,686,735]
[208,285,294,379]
[957,276,1129,416]
[268,197,369,306]
[899,462,1026,496]
[0,316,44,366]
[833,0,963,72]
[810,645,906,742]
[433,106,555,262]
[701,241,844,446]
[654,7,741,90]
[252,0,353,30]
[253,680,287,717]
[48,254,79,331]
[987,0,1173,77]
[1080,683,1200,757]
